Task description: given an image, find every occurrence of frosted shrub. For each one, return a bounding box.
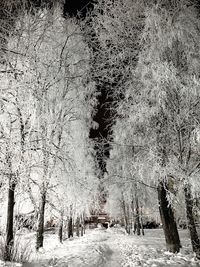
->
[0,236,32,263]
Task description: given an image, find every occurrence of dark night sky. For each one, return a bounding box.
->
[64,0,95,17]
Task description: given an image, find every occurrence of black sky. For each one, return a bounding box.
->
[64,0,94,17]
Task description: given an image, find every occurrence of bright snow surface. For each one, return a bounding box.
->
[1,227,200,267]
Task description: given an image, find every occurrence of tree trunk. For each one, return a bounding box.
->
[83,224,86,235]
[132,222,137,235]
[33,211,39,231]
[131,198,135,235]
[140,207,144,236]
[4,181,16,261]
[36,192,46,250]
[121,195,129,234]
[126,204,131,234]
[80,214,84,236]
[68,217,73,238]
[184,184,200,259]
[123,207,129,233]
[58,212,64,243]
[81,222,84,236]
[158,181,181,253]
[135,196,141,236]
[130,219,133,234]
[76,217,80,237]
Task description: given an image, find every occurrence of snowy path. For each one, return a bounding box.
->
[24,228,122,267]
[20,228,200,267]
[40,228,122,267]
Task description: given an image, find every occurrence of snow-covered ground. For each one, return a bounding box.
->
[1,227,200,267]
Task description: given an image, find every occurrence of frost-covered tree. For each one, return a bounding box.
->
[105,116,158,235]
[84,0,144,93]
[0,79,32,260]
[89,0,200,257]
[135,2,200,257]
[0,4,99,256]
[48,98,99,242]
